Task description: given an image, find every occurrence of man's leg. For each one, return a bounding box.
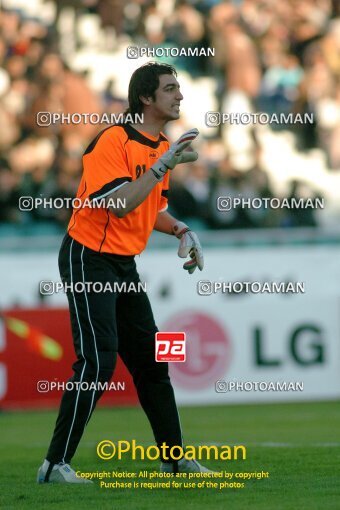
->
[116,280,183,455]
[43,237,118,470]
[116,268,214,474]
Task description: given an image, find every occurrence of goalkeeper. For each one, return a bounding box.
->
[37,62,207,484]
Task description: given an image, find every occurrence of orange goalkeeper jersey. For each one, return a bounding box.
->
[67,124,170,255]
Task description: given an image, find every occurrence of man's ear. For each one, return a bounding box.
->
[139,95,152,106]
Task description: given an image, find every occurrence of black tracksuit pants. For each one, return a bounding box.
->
[46,234,182,464]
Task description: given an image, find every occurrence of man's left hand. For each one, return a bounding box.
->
[173,222,204,274]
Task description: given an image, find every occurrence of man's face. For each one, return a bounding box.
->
[146,74,183,121]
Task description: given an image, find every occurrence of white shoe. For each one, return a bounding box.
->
[37,460,93,484]
[160,458,214,473]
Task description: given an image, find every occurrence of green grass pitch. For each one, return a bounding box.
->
[1,401,339,510]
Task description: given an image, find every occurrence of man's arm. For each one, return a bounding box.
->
[154,211,177,235]
[104,128,199,218]
[108,170,159,218]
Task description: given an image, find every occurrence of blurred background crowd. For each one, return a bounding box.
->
[0,0,340,232]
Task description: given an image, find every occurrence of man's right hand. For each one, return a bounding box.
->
[151,128,199,180]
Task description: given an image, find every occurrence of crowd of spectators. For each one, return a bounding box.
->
[0,0,338,231]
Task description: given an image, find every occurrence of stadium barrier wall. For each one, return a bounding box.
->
[0,245,340,408]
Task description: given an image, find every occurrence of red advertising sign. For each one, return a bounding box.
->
[0,308,138,410]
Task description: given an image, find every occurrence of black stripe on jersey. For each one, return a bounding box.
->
[83,126,112,155]
[89,177,132,202]
[123,124,167,149]
[161,190,169,198]
[68,181,87,234]
[99,209,110,253]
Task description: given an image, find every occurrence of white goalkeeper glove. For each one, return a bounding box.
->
[173,221,204,274]
[151,128,199,180]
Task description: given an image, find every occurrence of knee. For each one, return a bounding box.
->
[72,348,117,384]
[97,350,117,383]
[77,350,117,383]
